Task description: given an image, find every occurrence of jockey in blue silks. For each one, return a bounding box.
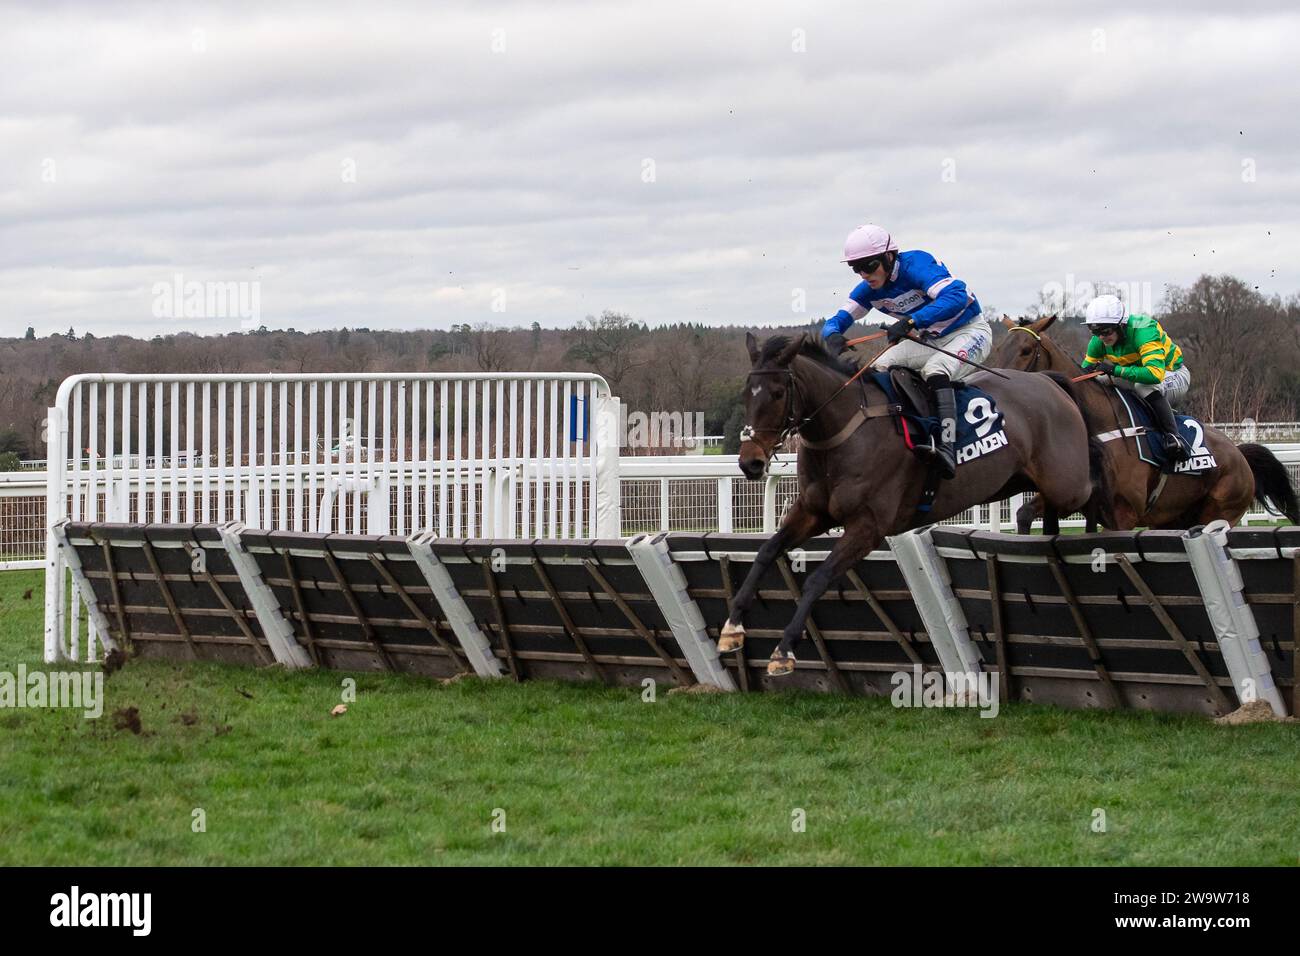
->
[821,223,991,478]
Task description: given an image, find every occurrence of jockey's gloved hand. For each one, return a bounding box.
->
[825,331,847,355]
[1094,360,1117,375]
[885,317,913,345]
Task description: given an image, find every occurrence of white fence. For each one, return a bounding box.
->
[11,440,1300,571]
[42,372,622,662]
[1208,421,1300,443]
[14,366,1300,665]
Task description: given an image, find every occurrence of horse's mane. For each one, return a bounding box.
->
[759,333,860,378]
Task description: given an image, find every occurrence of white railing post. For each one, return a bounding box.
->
[762,474,778,533]
[43,404,68,662]
[594,389,622,537]
[718,476,733,533]
[367,474,391,536]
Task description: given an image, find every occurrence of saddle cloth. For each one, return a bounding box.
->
[1108,390,1217,475]
[871,369,1010,468]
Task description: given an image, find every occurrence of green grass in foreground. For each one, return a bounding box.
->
[0,569,1297,866]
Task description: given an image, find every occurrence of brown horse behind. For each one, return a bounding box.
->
[987,314,1299,529]
[723,331,1102,675]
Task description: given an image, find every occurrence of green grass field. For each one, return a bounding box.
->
[0,568,1297,866]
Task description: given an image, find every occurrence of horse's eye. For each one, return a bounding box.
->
[770,387,784,399]
[1021,347,1032,356]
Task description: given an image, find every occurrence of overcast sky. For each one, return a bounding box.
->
[2,0,1296,337]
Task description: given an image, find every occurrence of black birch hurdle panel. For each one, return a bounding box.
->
[410,537,697,688]
[664,534,935,696]
[239,530,464,677]
[57,523,278,666]
[53,520,1300,717]
[932,529,1242,715]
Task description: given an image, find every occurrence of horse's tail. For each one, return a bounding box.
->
[1043,371,1114,528]
[1237,442,1300,524]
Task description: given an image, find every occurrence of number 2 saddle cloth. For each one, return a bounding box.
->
[1108,390,1217,475]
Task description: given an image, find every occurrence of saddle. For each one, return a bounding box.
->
[1131,393,1187,444]
[888,367,934,420]
[1106,389,1214,477]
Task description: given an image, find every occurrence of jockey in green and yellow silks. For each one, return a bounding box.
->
[1081,294,1190,462]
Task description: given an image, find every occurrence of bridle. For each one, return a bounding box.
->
[739,358,877,475]
[738,368,802,464]
[1008,324,1045,372]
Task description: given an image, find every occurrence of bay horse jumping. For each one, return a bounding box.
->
[987,314,1299,529]
[722,331,1104,676]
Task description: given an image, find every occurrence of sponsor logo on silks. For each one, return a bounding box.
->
[874,291,926,313]
[956,396,1008,466]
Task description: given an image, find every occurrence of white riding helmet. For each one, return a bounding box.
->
[841,223,900,263]
[1084,294,1128,327]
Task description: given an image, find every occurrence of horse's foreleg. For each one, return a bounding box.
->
[769,515,880,676]
[720,500,825,652]
[1042,502,1061,536]
[1015,497,1043,535]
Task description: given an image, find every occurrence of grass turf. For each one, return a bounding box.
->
[0,568,1296,866]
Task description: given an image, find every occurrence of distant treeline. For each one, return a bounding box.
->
[1,273,1296,462]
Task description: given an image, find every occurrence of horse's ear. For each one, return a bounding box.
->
[1033,313,1059,333]
[776,333,805,366]
[1000,314,1016,330]
[745,331,760,363]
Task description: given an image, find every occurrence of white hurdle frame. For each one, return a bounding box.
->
[44,372,621,663]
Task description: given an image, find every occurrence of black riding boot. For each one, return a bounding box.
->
[916,375,958,479]
[1146,390,1188,462]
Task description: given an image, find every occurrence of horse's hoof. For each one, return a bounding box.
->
[767,650,795,677]
[718,620,746,653]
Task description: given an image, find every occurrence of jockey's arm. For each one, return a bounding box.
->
[1113,323,1168,384]
[821,282,871,338]
[1116,348,1168,384]
[1080,336,1105,369]
[905,253,971,330]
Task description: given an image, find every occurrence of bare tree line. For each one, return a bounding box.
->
[3,274,1297,461]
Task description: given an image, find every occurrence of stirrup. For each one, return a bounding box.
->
[914,438,957,479]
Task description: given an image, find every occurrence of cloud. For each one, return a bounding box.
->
[1,0,1296,337]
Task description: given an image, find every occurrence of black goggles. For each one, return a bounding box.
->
[848,256,887,275]
[1093,324,1122,336]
